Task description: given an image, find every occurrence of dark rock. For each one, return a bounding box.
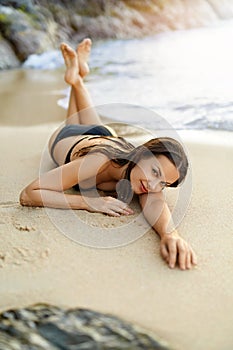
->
[73,15,121,40]
[0,36,20,69]
[11,30,54,61]
[0,304,174,349]
[0,5,55,61]
[0,0,35,13]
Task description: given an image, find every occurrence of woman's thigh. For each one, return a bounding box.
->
[48,124,65,151]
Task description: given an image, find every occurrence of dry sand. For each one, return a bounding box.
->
[0,70,233,350]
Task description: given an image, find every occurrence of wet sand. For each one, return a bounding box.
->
[0,70,233,350]
[0,69,65,125]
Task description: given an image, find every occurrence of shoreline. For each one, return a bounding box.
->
[1,120,232,143]
[1,68,232,138]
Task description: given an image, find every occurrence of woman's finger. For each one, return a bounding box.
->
[112,199,134,214]
[117,207,133,215]
[106,209,120,217]
[124,207,134,214]
[190,248,198,265]
[160,242,169,260]
[177,241,186,270]
[186,251,192,269]
[115,204,134,215]
[168,240,177,269]
[120,205,134,215]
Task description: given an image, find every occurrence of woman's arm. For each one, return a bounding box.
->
[139,192,197,270]
[20,153,133,216]
[20,153,100,209]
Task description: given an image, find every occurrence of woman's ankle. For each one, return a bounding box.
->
[70,75,83,88]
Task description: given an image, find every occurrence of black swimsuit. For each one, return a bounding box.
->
[50,124,135,196]
[50,124,115,166]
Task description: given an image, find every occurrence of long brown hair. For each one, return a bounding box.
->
[124,137,188,187]
[74,136,188,201]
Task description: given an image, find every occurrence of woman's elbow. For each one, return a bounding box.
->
[19,188,35,207]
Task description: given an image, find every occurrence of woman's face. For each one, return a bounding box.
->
[130,155,180,194]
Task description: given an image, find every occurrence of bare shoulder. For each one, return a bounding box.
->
[58,151,110,181]
[70,151,109,173]
[73,151,109,166]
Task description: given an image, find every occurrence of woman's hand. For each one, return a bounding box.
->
[84,196,134,217]
[160,230,197,270]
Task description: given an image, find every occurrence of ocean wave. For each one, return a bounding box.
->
[23,50,63,70]
[24,21,233,132]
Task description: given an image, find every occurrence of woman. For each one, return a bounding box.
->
[20,39,197,270]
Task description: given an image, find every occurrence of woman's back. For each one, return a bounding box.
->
[50,133,134,167]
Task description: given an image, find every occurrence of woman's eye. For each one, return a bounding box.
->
[152,168,158,176]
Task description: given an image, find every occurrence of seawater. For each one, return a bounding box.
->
[24,20,233,132]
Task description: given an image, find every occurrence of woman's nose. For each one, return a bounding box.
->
[148,179,161,192]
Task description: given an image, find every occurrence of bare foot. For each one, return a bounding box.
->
[77,38,92,78]
[60,42,81,86]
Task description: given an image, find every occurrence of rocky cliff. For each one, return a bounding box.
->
[0,0,233,69]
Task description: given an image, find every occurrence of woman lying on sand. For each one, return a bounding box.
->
[20,39,197,270]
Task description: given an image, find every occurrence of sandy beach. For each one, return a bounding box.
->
[0,70,233,350]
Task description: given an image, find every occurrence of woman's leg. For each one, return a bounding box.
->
[66,88,80,124]
[48,39,102,154]
[66,39,91,124]
[61,40,102,126]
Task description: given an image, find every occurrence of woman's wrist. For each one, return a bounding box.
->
[157,228,179,239]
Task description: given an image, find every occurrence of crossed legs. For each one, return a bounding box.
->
[48,39,104,158]
[60,39,102,126]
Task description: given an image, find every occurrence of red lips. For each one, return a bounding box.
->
[140,181,148,193]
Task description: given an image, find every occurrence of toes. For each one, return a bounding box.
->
[60,43,70,64]
[60,42,66,49]
[60,42,70,52]
[81,38,92,45]
[84,38,92,48]
[60,42,78,71]
[76,38,91,78]
[60,43,67,54]
[78,38,92,52]
[61,43,76,57]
